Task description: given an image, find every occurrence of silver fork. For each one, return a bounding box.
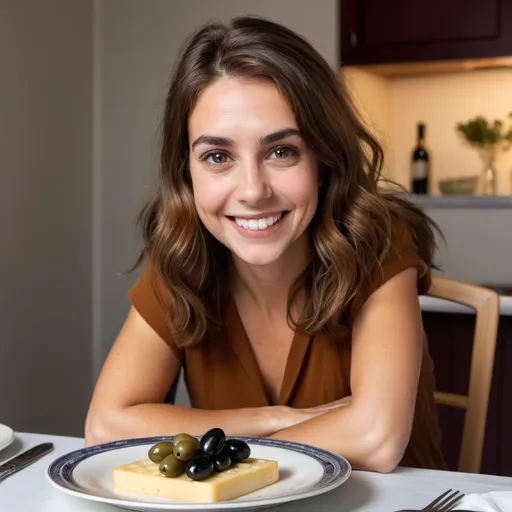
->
[396,489,465,512]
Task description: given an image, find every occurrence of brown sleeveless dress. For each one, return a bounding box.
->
[128,220,447,470]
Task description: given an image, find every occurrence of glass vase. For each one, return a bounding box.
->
[478,146,497,196]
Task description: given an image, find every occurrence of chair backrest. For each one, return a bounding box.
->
[426,276,500,474]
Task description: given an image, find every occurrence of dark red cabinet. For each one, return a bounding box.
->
[341,0,512,66]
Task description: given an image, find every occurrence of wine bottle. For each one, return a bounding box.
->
[411,123,430,194]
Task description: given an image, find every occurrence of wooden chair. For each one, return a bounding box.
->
[426,276,500,474]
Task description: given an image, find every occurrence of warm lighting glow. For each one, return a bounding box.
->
[350,56,512,78]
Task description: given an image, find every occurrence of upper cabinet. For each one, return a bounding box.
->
[341,0,512,66]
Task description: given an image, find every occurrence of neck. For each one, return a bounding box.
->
[230,233,310,318]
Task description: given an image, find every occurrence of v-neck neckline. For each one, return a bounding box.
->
[225,295,313,406]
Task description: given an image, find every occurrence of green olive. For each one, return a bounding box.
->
[173,433,197,445]
[159,453,185,478]
[174,438,200,461]
[148,441,174,463]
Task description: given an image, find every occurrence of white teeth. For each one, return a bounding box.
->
[258,218,268,230]
[248,219,259,230]
[234,212,283,231]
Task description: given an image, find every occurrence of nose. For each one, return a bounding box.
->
[236,161,272,204]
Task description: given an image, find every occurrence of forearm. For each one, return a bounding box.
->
[85,403,287,446]
[269,403,409,473]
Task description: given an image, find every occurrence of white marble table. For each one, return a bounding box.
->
[2,432,512,511]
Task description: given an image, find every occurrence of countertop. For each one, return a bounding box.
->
[410,194,512,209]
[419,295,512,316]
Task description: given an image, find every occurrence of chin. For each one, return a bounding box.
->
[231,247,286,267]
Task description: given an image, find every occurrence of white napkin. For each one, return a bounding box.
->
[454,492,512,511]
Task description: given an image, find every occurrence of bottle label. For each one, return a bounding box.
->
[411,161,429,180]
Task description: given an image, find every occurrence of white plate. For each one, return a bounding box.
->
[0,424,14,452]
[47,436,351,512]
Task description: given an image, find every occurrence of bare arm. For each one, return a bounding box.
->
[269,268,424,473]
[85,307,336,446]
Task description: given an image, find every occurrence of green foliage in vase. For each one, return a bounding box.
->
[456,112,512,150]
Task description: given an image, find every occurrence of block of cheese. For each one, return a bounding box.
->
[113,457,279,502]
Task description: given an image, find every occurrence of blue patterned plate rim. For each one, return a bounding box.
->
[46,436,351,510]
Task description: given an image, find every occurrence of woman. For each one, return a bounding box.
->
[85,16,447,473]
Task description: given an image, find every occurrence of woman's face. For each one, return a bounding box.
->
[188,77,319,267]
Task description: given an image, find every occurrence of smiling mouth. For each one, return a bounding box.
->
[227,212,287,231]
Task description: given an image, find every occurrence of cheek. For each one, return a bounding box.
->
[283,173,319,210]
[287,156,319,206]
[190,174,226,218]
[194,189,216,216]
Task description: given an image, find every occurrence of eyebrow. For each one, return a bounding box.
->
[191,127,301,150]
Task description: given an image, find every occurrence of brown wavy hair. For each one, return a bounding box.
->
[134,15,441,348]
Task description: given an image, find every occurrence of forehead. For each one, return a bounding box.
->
[188,77,298,139]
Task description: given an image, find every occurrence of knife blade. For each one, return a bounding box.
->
[0,442,54,482]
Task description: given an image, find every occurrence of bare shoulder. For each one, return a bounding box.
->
[355,266,421,330]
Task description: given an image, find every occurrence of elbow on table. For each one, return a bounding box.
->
[355,429,408,474]
[84,410,117,447]
[364,447,402,474]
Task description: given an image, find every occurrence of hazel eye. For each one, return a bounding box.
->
[270,147,296,159]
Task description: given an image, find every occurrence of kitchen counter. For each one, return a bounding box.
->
[421,302,512,475]
[410,194,512,209]
[407,202,511,287]
[419,294,512,316]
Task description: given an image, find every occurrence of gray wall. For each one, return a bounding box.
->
[94,0,340,406]
[0,0,93,435]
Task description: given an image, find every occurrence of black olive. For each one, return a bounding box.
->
[211,445,231,472]
[226,439,250,462]
[185,455,214,481]
[199,428,226,456]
